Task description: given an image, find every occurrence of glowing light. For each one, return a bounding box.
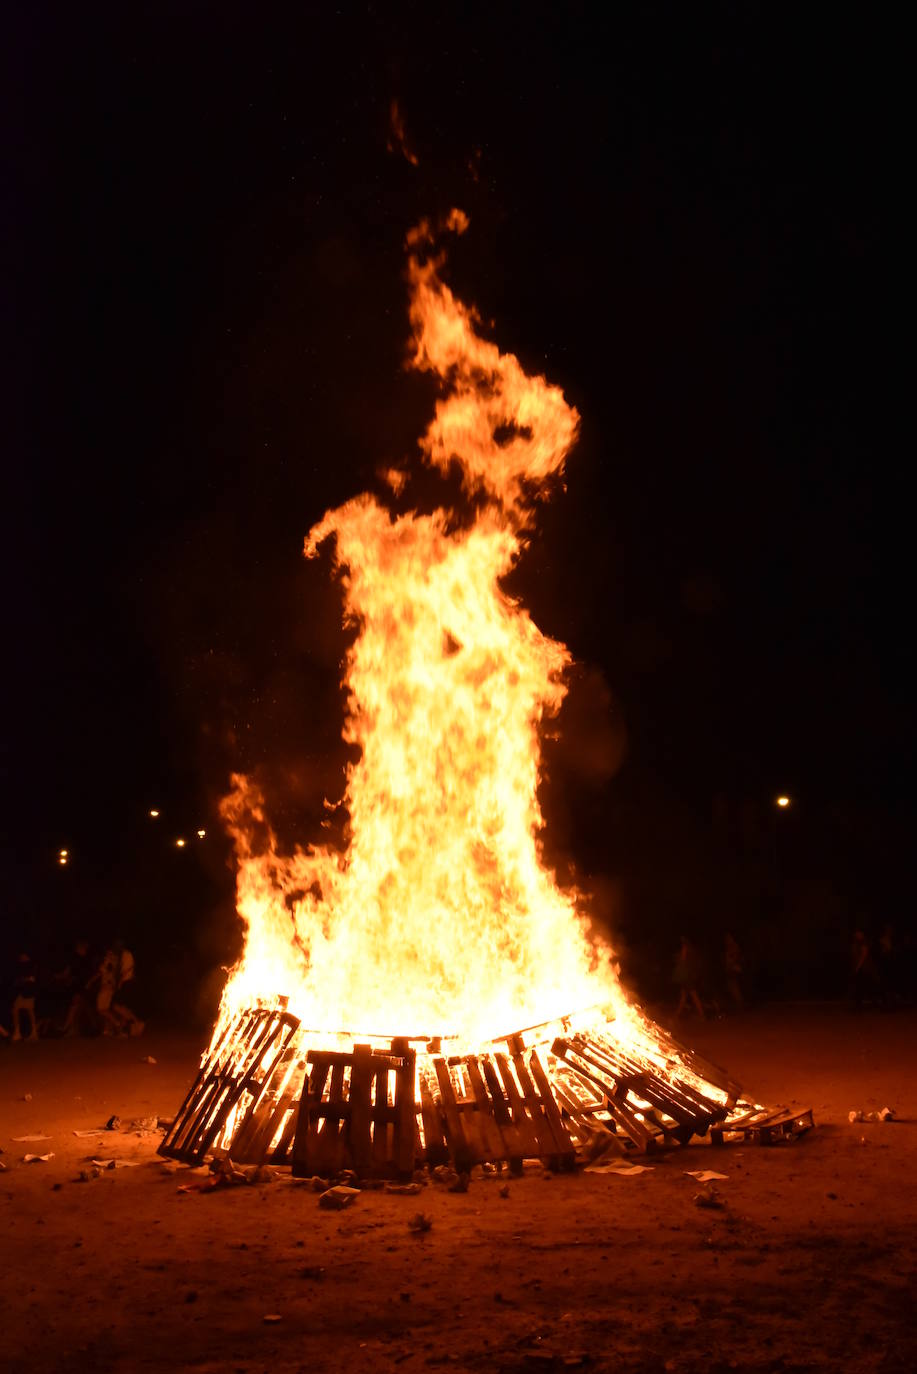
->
[59,848,69,858]
[197,829,206,839]
[149,809,160,818]
[776,795,791,808]
[58,855,68,866]
[176,838,186,848]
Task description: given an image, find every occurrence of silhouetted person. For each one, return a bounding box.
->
[62,939,98,1036]
[92,940,144,1036]
[673,936,705,1019]
[11,952,39,1041]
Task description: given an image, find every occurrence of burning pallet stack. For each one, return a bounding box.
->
[159,1005,813,1176]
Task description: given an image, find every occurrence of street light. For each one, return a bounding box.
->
[176,837,186,848]
[149,808,160,818]
[775,795,791,809]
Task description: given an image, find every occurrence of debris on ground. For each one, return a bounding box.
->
[585,1160,654,1176]
[12,1134,52,1143]
[499,1183,511,1198]
[23,1152,55,1163]
[262,1314,282,1324]
[90,1158,141,1170]
[449,1172,470,1193]
[408,1212,433,1233]
[318,1185,360,1210]
[77,1166,102,1182]
[685,1170,729,1182]
[104,1115,121,1131]
[72,1129,107,1138]
[140,1056,157,1065]
[298,1266,325,1281]
[694,1185,726,1210]
[385,1181,423,1195]
[128,1116,160,1133]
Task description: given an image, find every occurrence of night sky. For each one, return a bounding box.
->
[2,6,907,981]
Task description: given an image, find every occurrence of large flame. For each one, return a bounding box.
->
[216,211,619,1045]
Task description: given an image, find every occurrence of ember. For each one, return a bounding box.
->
[163,212,811,1175]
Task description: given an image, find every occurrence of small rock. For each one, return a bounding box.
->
[448,1173,470,1194]
[140,1056,157,1065]
[105,1115,121,1131]
[184,1291,198,1304]
[21,1093,33,1102]
[318,1185,360,1210]
[694,1187,725,1210]
[499,1184,510,1199]
[408,1212,433,1233]
[298,1266,325,1281]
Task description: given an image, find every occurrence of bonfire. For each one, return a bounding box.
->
[162,212,812,1178]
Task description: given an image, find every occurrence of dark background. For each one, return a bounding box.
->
[2,4,907,1018]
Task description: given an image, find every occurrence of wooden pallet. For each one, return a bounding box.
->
[159,1007,302,1165]
[418,1047,576,1173]
[290,1039,416,1180]
[712,1104,815,1146]
[551,1031,729,1153]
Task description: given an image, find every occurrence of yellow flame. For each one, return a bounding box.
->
[215,212,619,1046]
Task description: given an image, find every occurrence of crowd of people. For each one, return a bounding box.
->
[671,924,914,1018]
[0,938,144,1041]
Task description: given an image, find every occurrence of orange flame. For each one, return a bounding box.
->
[216,212,619,1046]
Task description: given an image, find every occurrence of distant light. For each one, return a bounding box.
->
[776,795,791,808]
[176,838,186,848]
[149,808,160,818]
[196,829,206,839]
[58,855,68,866]
[59,848,69,858]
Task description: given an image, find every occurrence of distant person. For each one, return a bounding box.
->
[61,939,98,1036]
[724,931,744,1009]
[93,940,144,1037]
[673,936,705,1019]
[11,952,39,1041]
[850,928,879,1009]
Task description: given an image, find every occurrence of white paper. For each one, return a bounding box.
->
[685,1169,729,1182]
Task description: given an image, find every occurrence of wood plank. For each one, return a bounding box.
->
[527,1050,576,1165]
[463,1057,507,1161]
[348,1044,375,1176]
[433,1057,474,1172]
[391,1039,417,1179]
[418,1070,449,1165]
[493,1053,542,1159]
[481,1055,525,1169]
[511,1053,559,1162]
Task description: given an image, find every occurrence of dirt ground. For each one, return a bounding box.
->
[2,1006,915,1374]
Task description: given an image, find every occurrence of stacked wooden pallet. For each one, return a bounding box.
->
[159,1005,813,1173]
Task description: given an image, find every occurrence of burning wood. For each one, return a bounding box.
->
[162,211,812,1175]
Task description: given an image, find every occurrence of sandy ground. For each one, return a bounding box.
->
[1,1006,915,1374]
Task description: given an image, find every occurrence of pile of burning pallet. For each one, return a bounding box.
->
[159,1005,813,1177]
